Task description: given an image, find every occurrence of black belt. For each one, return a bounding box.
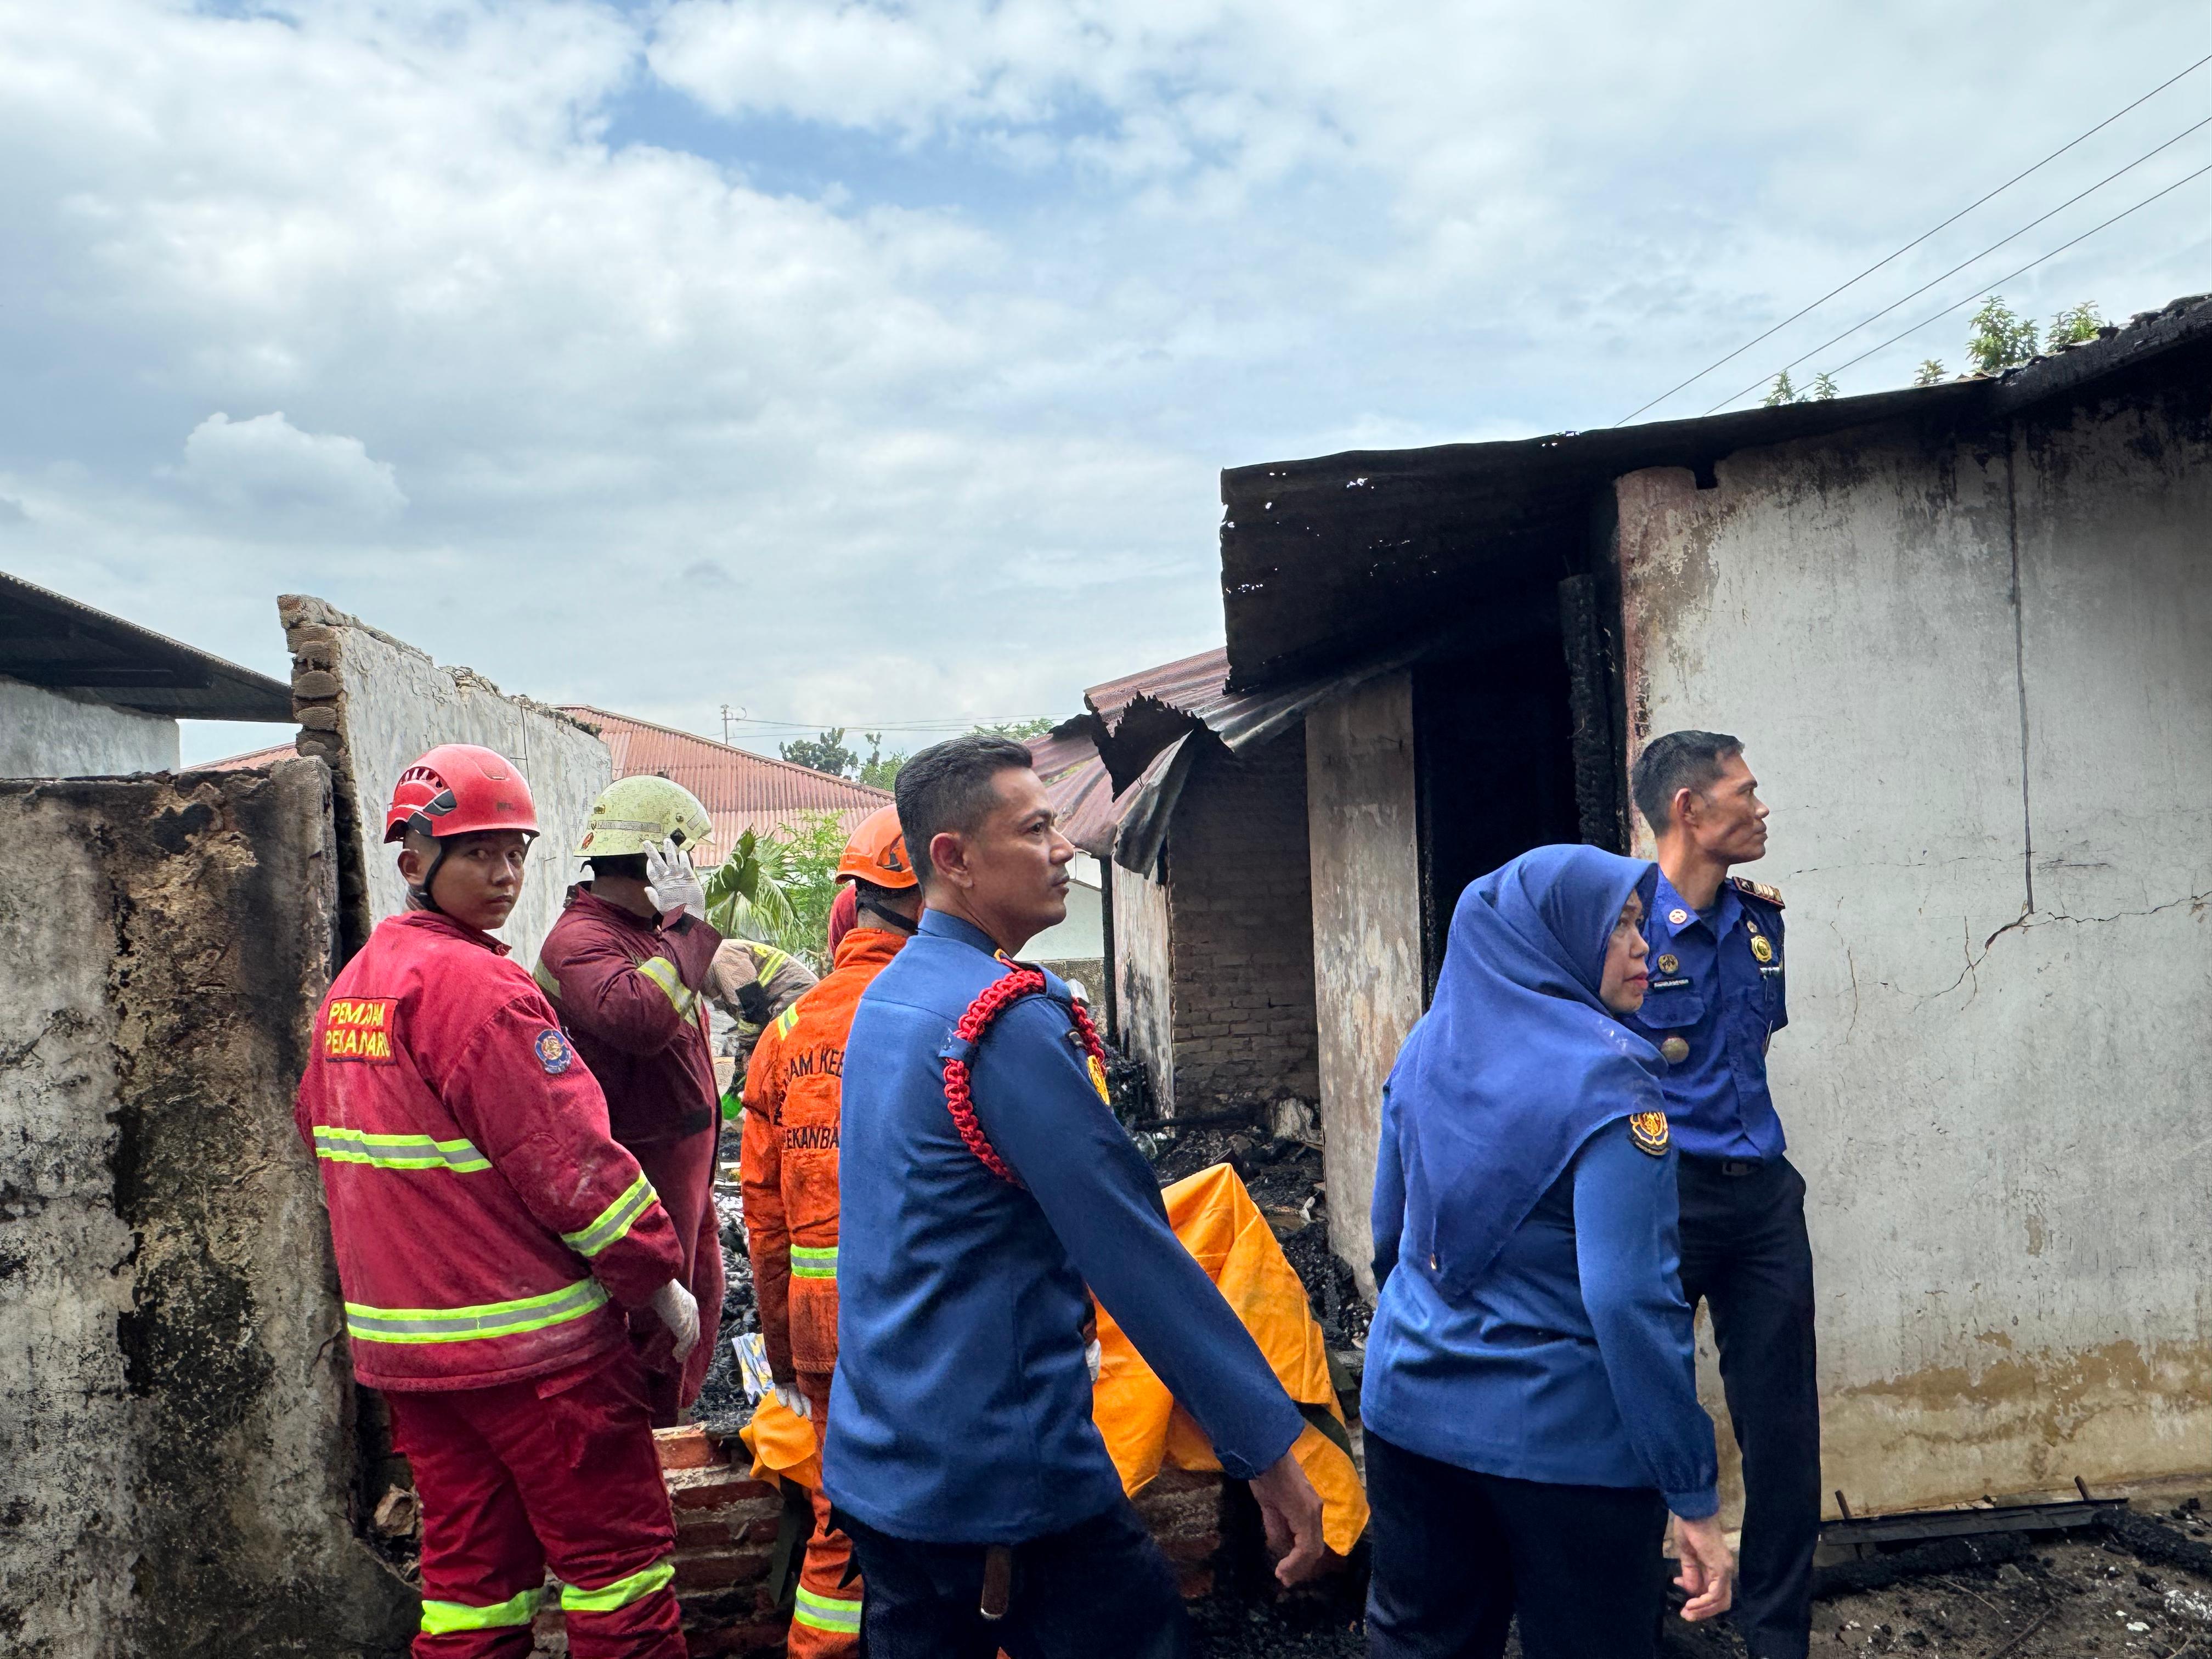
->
[1684,1154,1769,1178]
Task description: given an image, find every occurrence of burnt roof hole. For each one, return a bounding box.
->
[1693,459,1720,490]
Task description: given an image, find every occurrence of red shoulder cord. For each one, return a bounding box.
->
[942,968,1108,1189]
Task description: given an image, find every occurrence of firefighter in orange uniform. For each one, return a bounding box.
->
[295,744,701,1658]
[740,805,921,1655]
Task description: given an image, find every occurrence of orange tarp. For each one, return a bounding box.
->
[742,1161,1367,1558]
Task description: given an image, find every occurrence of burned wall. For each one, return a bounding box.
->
[1159,735,1319,1115]
[278,595,610,965]
[1112,851,1176,1108]
[0,761,414,1658]
[1305,674,1423,1295]
[1616,365,2212,1515]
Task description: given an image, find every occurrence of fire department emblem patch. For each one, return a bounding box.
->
[1750,935,1775,965]
[1087,1052,1112,1105]
[534,1028,575,1075]
[1628,1110,1671,1156]
[1656,954,1679,975]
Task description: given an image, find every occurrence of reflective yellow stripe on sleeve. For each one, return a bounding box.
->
[560,1558,675,1613]
[792,1584,864,1634]
[773,1002,802,1039]
[788,1244,837,1280]
[421,1588,541,1634]
[561,1172,657,1260]
[533,958,563,1002]
[344,1279,610,1345]
[636,955,697,1018]
[313,1127,491,1173]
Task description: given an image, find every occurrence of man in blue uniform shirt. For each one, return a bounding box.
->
[1624,730,1816,1659]
[827,733,1325,1658]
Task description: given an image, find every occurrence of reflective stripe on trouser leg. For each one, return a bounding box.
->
[421,1588,541,1636]
[788,1371,860,1659]
[560,1558,675,1612]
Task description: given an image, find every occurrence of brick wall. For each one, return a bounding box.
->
[1163,733,1319,1115]
[536,1429,1227,1655]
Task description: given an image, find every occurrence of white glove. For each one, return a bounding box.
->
[772,1382,813,1420]
[651,1279,699,1362]
[1086,1339,1103,1382]
[645,837,707,923]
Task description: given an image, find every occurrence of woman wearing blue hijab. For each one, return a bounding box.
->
[1361,844,1732,1658]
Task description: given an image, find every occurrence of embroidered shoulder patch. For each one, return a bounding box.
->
[534,1027,575,1075]
[1628,1110,1671,1156]
[324,997,397,1064]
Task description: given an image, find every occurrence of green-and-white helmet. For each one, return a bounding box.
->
[576,775,715,860]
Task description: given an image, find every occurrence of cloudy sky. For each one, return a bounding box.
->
[5,1,2209,763]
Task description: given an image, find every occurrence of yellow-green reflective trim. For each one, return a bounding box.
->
[788,1244,837,1280]
[636,956,697,1018]
[562,1172,656,1260]
[533,959,562,1001]
[773,1003,802,1038]
[792,1584,864,1633]
[420,1587,540,1633]
[313,1127,490,1174]
[560,1558,674,1612]
[345,1278,610,1344]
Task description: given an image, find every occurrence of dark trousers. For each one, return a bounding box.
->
[1677,1154,1821,1659]
[1365,1429,1668,1659]
[836,1498,1188,1659]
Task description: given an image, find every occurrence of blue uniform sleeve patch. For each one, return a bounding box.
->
[534,1027,575,1075]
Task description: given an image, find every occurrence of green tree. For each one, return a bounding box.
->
[1914,359,1946,387]
[857,731,906,791]
[1966,296,2039,375]
[1809,371,1839,402]
[975,716,1058,740]
[2046,300,2107,348]
[701,812,854,972]
[780,728,860,778]
[1762,370,1799,408]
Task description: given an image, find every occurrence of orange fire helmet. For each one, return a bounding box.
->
[835,805,917,890]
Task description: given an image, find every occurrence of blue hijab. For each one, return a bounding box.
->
[1385,843,1666,1304]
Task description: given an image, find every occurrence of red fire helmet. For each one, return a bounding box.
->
[382,743,540,844]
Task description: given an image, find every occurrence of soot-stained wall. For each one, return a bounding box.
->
[0,761,414,1658]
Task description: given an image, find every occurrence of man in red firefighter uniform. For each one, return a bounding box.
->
[295,743,702,1658]
[742,805,922,1655]
[536,776,727,1425]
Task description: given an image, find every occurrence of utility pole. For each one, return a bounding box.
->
[720,704,745,746]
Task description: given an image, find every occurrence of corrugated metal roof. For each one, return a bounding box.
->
[199,742,299,772]
[0,568,292,720]
[1220,292,2212,691]
[561,707,890,865]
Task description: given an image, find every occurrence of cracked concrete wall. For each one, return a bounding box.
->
[0,762,414,1658]
[1306,673,1423,1298]
[278,596,611,966]
[0,673,178,778]
[1616,379,2212,1516]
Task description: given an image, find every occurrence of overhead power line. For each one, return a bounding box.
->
[1814,154,2212,380]
[1613,47,2212,426]
[1701,105,2212,413]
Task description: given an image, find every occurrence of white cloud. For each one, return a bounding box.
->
[171,411,408,521]
[0,0,2207,752]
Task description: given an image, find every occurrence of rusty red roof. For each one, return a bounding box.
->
[561,707,890,865]
[198,741,298,771]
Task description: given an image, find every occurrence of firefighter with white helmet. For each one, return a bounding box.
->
[535,775,727,1425]
[294,743,698,1657]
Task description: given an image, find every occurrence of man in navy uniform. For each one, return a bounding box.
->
[826,733,1325,1658]
[1624,730,1815,1659]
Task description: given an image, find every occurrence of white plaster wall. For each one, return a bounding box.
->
[1305,672,1424,1296]
[1028,853,1105,961]
[1112,855,1175,1111]
[1616,399,2212,1513]
[0,673,178,777]
[331,621,611,966]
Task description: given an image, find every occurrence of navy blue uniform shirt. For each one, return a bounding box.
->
[825,911,1304,1544]
[1625,870,1789,1161]
[1361,1087,1719,1517]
